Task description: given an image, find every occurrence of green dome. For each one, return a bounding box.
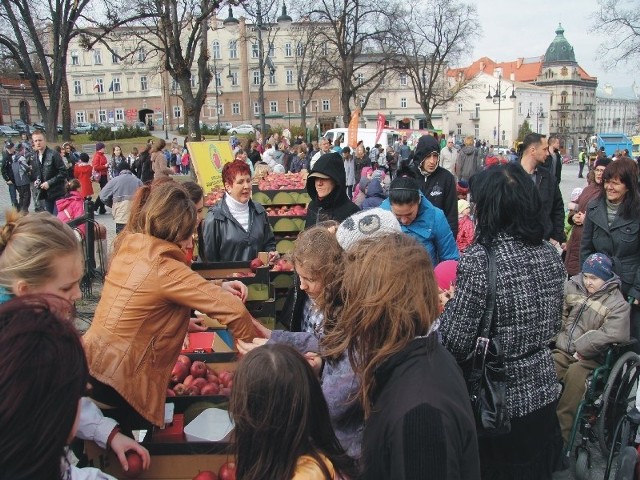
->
[543,23,577,65]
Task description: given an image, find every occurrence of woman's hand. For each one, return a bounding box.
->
[188,317,208,333]
[573,211,585,226]
[110,432,151,473]
[237,338,268,355]
[221,280,248,302]
[304,352,323,377]
[252,318,272,339]
[267,250,280,263]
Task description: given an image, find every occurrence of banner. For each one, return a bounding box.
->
[347,108,360,148]
[188,141,235,193]
[375,113,386,144]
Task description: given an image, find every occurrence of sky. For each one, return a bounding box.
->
[471,0,632,90]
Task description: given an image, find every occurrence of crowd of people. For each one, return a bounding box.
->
[1,126,640,479]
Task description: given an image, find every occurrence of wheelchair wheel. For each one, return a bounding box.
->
[598,351,640,456]
[575,447,592,480]
[614,446,638,480]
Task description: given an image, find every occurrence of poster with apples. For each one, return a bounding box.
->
[188,141,235,195]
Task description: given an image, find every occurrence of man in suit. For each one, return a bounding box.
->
[31,130,67,215]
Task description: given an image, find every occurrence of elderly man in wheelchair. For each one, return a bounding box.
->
[553,254,631,447]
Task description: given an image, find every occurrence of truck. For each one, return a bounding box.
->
[589,133,633,158]
[632,135,640,159]
[323,128,401,150]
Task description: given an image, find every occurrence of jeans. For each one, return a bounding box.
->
[93,175,108,213]
[44,198,58,216]
[7,182,17,207]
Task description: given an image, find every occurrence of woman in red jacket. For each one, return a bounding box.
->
[73,152,94,199]
[92,142,108,214]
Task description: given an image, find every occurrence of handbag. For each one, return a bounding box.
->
[91,169,101,182]
[461,245,511,437]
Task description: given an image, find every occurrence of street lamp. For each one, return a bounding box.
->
[485,75,516,146]
[526,106,545,134]
[211,54,224,141]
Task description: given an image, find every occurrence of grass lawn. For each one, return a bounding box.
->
[61,134,158,155]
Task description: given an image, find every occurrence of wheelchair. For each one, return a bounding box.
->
[564,344,640,480]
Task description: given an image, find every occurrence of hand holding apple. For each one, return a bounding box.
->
[110,435,150,476]
[221,280,248,302]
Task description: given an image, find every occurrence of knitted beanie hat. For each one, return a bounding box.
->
[456,180,469,197]
[582,253,613,281]
[336,208,401,251]
[595,157,611,169]
[434,260,458,290]
[458,199,470,214]
[570,187,583,202]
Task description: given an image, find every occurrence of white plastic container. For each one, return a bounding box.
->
[183,408,234,442]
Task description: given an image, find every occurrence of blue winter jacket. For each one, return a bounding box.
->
[381,194,459,266]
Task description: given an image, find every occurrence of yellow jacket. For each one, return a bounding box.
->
[292,454,337,480]
[83,233,256,426]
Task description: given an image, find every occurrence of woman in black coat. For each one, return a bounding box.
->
[305,152,359,227]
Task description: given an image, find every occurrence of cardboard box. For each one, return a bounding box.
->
[179,331,236,363]
[192,257,269,283]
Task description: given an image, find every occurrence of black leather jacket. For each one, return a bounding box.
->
[201,196,276,262]
[31,147,67,201]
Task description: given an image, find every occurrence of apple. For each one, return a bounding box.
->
[124,451,144,478]
[220,387,231,396]
[249,257,265,272]
[206,373,219,384]
[201,383,220,396]
[183,375,195,387]
[191,377,208,390]
[185,385,201,396]
[171,362,189,384]
[176,355,192,369]
[218,371,233,387]
[173,383,186,396]
[190,361,207,378]
[218,462,237,480]
[192,471,218,480]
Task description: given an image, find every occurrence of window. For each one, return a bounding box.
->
[115,108,124,122]
[400,98,407,108]
[269,72,276,84]
[75,111,86,123]
[457,123,462,135]
[379,98,386,109]
[474,103,480,118]
[94,78,104,94]
[251,43,259,59]
[229,41,238,59]
[296,42,304,57]
[253,102,260,115]
[98,109,107,123]
[518,102,522,114]
[286,70,293,84]
[322,99,330,112]
[111,77,121,93]
[71,51,79,65]
[212,41,220,59]
[286,99,293,113]
[190,75,196,87]
[93,49,102,65]
[230,72,238,86]
[215,72,221,87]
[172,106,181,119]
[270,101,278,113]
[285,43,292,57]
[268,41,275,57]
[253,71,260,85]
[357,73,364,85]
[112,50,119,64]
[140,76,148,91]
[457,103,463,114]
[320,43,328,56]
[138,48,146,63]
[232,102,240,115]
[474,125,479,138]
[73,80,82,95]
[400,73,408,86]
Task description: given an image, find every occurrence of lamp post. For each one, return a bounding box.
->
[526,106,545,134]
[210,55,224,141]
[485,75,516,146]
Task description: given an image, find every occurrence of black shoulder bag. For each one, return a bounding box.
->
[462,245,511,437]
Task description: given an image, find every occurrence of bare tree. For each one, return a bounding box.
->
[592,0,640,69]
[390,0,480,129]
[288,22,332,129]
[294,0,396,125]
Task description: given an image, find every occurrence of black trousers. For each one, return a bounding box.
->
[93,176,108,213]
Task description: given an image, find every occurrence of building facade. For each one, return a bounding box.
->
[595,83,640,136]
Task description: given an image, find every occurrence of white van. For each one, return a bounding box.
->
[323,128,401,150]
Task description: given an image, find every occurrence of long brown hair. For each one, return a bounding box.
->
[229,344,357,480]
[0,295,88,479]
[322,233,440,417]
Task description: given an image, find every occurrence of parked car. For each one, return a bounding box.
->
[31,122,45,132]
[0,125,20,137]
[13,119,29,133]
[229,124,256,135]
[74,122,93,134]
[253,123,272,134]
[132,121,148,131]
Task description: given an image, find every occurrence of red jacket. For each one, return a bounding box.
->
[92,151,108,176]
[74,162,94,198]
[456,215,474,253]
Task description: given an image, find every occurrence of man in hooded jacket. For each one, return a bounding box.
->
[305,152,360,227]
[410,135,458,237]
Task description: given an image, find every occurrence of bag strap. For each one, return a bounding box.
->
[477,244,497,339]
